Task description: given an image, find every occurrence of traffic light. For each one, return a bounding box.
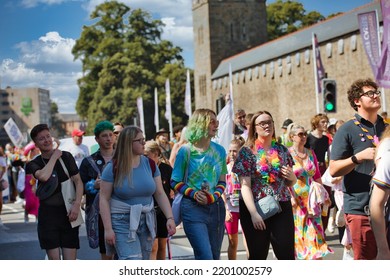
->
[323,79,337,113]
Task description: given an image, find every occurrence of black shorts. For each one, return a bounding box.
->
[155,208,168,238]
[37,204,80,250]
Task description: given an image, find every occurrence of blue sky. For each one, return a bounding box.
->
[0,0,375,113]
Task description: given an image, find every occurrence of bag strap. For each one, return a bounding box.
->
[147,157,156,176]
[183,144,190,183]
[58,158,70,179]
[86,156,101,176]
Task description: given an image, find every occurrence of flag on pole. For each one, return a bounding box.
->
[358,11,381,78]
[312,33,326,94]
[136,97,145,133]
[184,69,192,117]
[215,63,234,152]
[376,1,390,87]
[165,78,173,139]
[154,87,159,132]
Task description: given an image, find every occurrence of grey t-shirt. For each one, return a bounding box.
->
[330,113,385,215]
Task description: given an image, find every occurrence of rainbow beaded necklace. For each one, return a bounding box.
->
[254,139,281,185]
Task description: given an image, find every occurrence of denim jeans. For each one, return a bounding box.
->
[111,212,154,260]
[182,196,225,260]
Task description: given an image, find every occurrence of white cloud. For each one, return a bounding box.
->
[21,0,81,8]
[0,31,82,114]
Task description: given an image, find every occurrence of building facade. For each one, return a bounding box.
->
[193,1,388,136]
[0,87,51,146]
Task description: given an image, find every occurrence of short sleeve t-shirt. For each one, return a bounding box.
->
[101,155,161,206]
[171,142,227,192]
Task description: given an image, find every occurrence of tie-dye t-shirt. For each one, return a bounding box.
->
[171,142,227,194]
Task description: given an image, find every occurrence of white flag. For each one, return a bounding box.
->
[184,69,192,117]
[215,63,234,152]
[165,79,173,139]
[136,97,145,133]
[154,87,159,132]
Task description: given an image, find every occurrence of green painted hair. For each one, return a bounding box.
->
[185,108,216,143]
[94,120,114,137]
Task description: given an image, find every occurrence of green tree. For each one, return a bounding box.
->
[72,1,190,139]
[50,102,66,138]
[267,0,325,40]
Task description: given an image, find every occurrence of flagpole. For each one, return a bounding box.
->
[184,69,192,117]
[312,33,320,114]
[154,87,159,132]
[136,97,145,133]
[165,79,173,140]
[376,9,387,112]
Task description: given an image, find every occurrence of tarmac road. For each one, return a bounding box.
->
[0,201,344,260]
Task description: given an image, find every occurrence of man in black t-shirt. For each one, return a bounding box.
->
[330,78,385,260]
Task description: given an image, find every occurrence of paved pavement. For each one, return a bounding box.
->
[0,201,344,260]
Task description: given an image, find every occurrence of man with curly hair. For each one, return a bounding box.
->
[330,78,386,259]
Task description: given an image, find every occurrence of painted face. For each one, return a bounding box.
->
[254,114,274,138]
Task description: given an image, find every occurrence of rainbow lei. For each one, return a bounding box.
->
[254,139,281,185]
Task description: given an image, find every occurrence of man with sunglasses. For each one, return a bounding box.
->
[330,78,386,259]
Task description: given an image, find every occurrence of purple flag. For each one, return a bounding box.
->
[312,33,325,94]
[377,0,390,87]
[358,11,380,77]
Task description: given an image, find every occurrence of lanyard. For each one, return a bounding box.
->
[353,117,379,147]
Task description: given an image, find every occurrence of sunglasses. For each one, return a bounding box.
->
[295,132,308,138]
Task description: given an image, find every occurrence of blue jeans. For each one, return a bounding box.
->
[111,212,154,260]
[181,196,225,260]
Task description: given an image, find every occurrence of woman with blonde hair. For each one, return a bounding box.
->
[144,140,173,260]
[171,109,227,260]
[287,123,332,259]
[232,110,297,259]
[100,126,176,260]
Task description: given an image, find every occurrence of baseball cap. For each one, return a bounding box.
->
[72,128,85,137]
[281,118,293,129]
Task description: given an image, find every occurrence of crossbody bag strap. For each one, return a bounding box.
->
[183,144,190,184]
[86,156,101,176]
[58,158,70,179]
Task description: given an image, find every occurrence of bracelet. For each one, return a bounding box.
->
[167,217,174,221]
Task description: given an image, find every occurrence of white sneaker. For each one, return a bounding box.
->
[343,248,354,260]
[335,210,345,227]
[327,217,335,233]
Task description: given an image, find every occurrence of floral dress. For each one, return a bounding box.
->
[289,147,333,260]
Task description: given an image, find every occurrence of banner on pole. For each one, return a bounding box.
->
[377,1,390,87]
[312,33,326,94]
[358,11,381,78]
[184,69,192,117]
[154,88,159,132]
[136,97,145,133]
[165,79,173,139]
[4,118,24,147]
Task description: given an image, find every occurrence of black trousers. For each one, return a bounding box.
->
[239,199,295,260]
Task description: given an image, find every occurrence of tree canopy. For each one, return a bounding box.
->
[72,1,192,138]
[267,0,326,40]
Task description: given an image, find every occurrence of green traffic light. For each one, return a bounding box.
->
[325,103,334,111]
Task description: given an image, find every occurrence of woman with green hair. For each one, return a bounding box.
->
[171,108,228,260]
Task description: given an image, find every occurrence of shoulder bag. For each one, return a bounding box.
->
[59,158,84,228]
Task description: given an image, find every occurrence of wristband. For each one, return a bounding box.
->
[167,217,174,221]
[351,155,360,165]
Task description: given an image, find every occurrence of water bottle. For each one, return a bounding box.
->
[201,179,210,191]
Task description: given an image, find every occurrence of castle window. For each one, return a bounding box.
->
[326,43,332,58]
[242,23,247,41]
[338,39,344,55]
[199,75,207,96]
[350,35,357,51]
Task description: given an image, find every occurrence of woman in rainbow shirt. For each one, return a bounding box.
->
[171,109,227,260]
[232,110,297,260]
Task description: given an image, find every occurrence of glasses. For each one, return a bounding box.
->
[133,138,145,145]
[360,90,381,98]
[255,120,273,128]
[295,132,308,138]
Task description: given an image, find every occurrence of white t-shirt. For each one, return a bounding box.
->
[63,143,89,167]
[372,139,390,189]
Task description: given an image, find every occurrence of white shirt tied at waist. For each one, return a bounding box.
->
[110,198,156,241]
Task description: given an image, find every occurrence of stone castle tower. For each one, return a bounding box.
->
[192,0,268,109]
